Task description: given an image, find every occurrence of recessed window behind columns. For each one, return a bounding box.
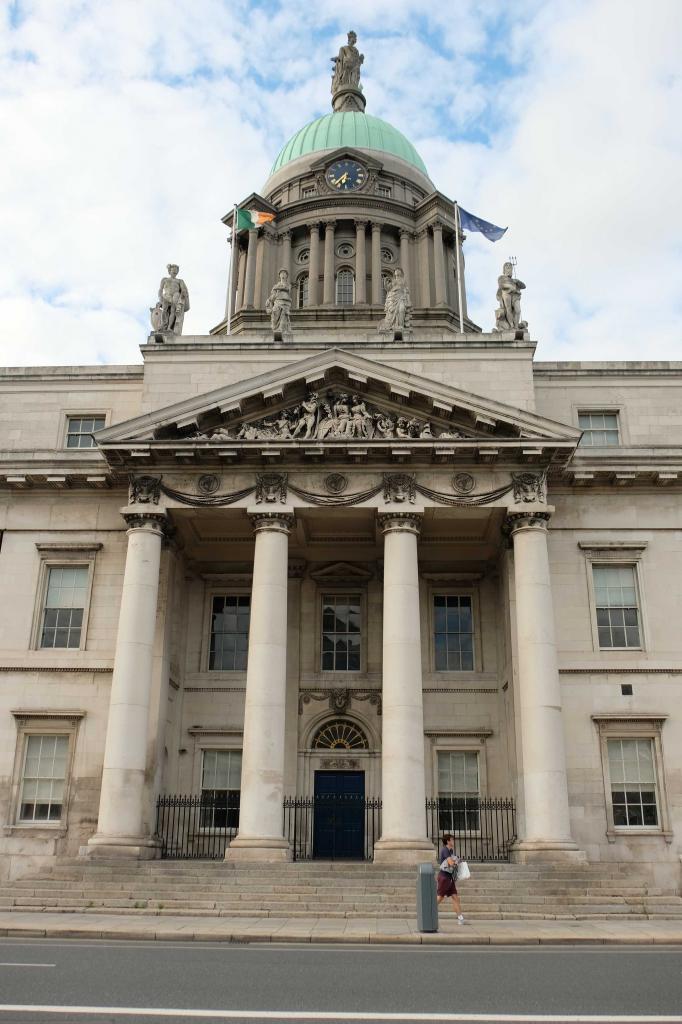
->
[297,273,309,308]
[335,268,354,305]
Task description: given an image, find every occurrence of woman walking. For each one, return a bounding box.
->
[437,833,465,925]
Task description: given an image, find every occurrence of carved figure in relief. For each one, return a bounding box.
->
[374,413,395,438]
[350,395,372,438]
[265,268,292,339]
[332,393,353,437]
[331,30,364,93]
[378,267,412,336]
[155,264,190,334]
[493,261,527,332]
[291,392,319,439]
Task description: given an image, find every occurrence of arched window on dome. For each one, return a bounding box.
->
[336,268,354,306]
[297,273,309,309]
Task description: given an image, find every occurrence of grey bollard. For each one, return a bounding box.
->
[416,862,438,933]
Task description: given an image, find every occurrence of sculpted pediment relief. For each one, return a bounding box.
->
[95,349,582,456]
[189,389,470,444]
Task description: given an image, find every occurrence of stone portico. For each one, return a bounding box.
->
[1,33,681,888]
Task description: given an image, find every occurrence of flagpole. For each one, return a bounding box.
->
[225,203,238,336]
[454,201,464,334]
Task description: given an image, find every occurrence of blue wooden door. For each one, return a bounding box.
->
[313,771,365,860]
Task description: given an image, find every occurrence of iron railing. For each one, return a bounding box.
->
[283,794,382,862]
[155,792,240,859]
[156,792,516,862]
[426,796,517,862]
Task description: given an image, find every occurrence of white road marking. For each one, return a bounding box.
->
[0,962,55,967]
[0,1008,680,1022]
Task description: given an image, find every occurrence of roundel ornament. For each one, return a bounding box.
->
[326,159,367,192]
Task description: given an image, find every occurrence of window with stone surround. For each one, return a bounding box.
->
[335,268,354,305]
[594,716,670,840]
[19,734,68,822]
[578,411,620,446]
[209,596,250,671]
[593,565,641,649]
[39,565,89,649]
[437,750,480,831]
[65,415,106,448]
[200,749,241,829]
[433,595,474,671]
[607,738,658,827]
[322,594,361,671]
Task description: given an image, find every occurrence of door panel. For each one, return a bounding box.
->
[313,771,365,860]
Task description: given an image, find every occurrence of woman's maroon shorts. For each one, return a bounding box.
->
[437,871,457,897]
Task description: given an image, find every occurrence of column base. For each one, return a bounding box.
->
[225,835,291,863]
[373,838,435,866]
[82,834,161,861]
[510,840,587,864]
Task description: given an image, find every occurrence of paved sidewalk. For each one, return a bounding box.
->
[2,911,682,945]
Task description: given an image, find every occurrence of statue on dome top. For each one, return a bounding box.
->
[331,31,366,112]
[152,263,190,335]
[265,268,293,342]
[493,261,528,332]
[378,267,412,339]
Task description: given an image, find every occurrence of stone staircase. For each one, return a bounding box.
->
[2,860,682,920]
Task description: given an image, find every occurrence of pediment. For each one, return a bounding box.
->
[309,148,385,174]
[95,349,581,460]
[309,562,374,582]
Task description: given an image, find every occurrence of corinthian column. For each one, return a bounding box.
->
[323,220,336,304]
[399,229,412,290]
[88,510,166,858]
[374,512,433,865]
[432,221,447,306]
[308,223,320,306]
[371,222,382,304]
[279,230,292,282]
[355,220,367,304]
[226,511,294,861]
[507,510,582,862]
[243,227,258,308]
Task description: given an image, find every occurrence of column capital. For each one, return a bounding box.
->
[377,511,423,536]
[431,218,445,234]
[354,219,369,230]
[307,221,320,234]
[278,229,292,242]
[415,227,429,240]
[323,218,337,229]
[370,220,383,232]
[505,510,552,537]
[399,227,414,240]
[121,510,168,536]
[249,511,295,535]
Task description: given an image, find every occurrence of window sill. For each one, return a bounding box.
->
[3,824,66,838]
[606,828,672,844]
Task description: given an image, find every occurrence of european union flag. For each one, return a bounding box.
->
[458,205,507,242]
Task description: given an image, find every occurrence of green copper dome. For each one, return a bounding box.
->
[270,112,429,178]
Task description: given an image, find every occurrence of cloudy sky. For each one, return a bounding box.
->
[1,0,680,367]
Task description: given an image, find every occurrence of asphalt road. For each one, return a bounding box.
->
[0,939,681,1024]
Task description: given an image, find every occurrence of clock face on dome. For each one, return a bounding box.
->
[326,159,367,192]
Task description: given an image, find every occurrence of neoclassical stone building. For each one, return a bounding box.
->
[1,37,681,885]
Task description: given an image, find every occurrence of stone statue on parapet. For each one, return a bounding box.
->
[493,261,527,332]
[266,268,292,342]
[151,264,190,335]
[378,267,412,340]
[331,31,365,112]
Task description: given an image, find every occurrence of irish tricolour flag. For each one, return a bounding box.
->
[236,208,276,230]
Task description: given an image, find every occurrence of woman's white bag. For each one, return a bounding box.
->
[456,860,471,881]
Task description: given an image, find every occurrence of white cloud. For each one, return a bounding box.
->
[0,0,680,366]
